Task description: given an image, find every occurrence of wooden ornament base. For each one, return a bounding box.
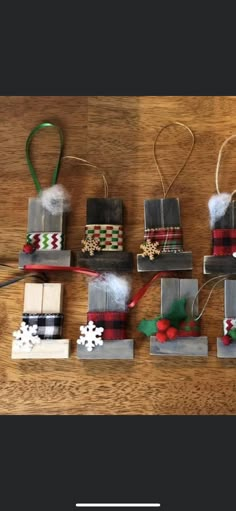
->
[19,250,72,269]
[76,251,133,272]
[12,339,70,359]
[204,255,236,274]
[150,336,208,356]
[137,252,192,272]
[77,339,134,359]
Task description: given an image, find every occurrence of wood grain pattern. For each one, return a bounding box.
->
[203,255,236,274]
[224,280,236,317]
[2,96,236,414]
[150,336,208,357]
[87,198,123,224]
[77,339,134,360]
[144,198,181,229]
[137,251,192,271]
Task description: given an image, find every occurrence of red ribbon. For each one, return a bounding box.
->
[24,265,99,277]
[128,271,176,309]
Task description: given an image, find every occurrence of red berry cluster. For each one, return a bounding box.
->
[156,319,178,343]
[23,242,36,254]
[221,335,232,346]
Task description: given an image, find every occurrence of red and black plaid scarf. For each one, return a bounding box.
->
[144,227,183,252]
[212,229,236,256]
[87,311,127,340]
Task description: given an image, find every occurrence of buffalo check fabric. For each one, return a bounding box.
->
[22,314,63,339]
[212,229,236,256]
[87,311,127,340]
[144,227,183,252]
[85,224,123,251]
[223,318,236,335]
[27,232,64,250]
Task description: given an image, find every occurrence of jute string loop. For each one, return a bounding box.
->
[191,275,230,321]
[153,121,195,198]
[215,134,236,199]
[62,156,109,198]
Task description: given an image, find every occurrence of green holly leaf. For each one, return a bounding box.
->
[137,316,161,337]
[165,297,188,328]
[229,328,236,340]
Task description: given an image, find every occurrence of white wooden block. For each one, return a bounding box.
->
[12,339,70,359]
[23,283,44,313]
[42,283,63,313]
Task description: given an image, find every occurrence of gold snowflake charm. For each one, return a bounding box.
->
[81,235,101,256]
[140,239,161,261]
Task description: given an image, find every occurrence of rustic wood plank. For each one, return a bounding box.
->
[77,251,133,272]
[224,280,236,317]
[144,198,181,229]
[12,339,70,359]
[150,336,208,356]
[137,252,192,272]
[162,198,181,227]
[42,284,63,314]
[27,198,65,233]
[204,255,236,274]
[217,338,236,358]
[179,278,198,316]
[161,278,179,315]
[86,198,123,225]
[88,280,107,312]
[77,339,134,359]
[23,283,43,313]
[19,250,72,268]
[144,199,162,229]
[27,198,44,232]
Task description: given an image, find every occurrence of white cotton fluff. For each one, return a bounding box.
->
[91,273,131,309]
[40,184,71,215]
[208,193,232,228]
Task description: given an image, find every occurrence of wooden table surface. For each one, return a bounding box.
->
[1,96,236,415]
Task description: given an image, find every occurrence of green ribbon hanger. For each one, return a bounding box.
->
[25,122,64,194]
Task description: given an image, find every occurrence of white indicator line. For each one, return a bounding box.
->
[76,505,160,508]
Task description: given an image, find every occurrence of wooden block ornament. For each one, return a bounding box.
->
[18,122,72,269]
[12,282,70,359]
[137,277,208,357]
[204,134,236,275]
[137,122,194,272]
[77,273,134,360]
[217,279,236,358]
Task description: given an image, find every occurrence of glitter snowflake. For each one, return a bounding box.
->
[77,320,104,352]
[13,321,41,352]
[140,239,161,260]
[81,235,101,256]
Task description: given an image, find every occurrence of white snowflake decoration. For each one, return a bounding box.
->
[77,320,104,352]
[13,321,41,352]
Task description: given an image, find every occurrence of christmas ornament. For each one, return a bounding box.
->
[137,122,194,272]
[12,282,70,359]
[77,273,134,359]
[19,122,72,269]
[204,134,236,274]
[61,157,134,272]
